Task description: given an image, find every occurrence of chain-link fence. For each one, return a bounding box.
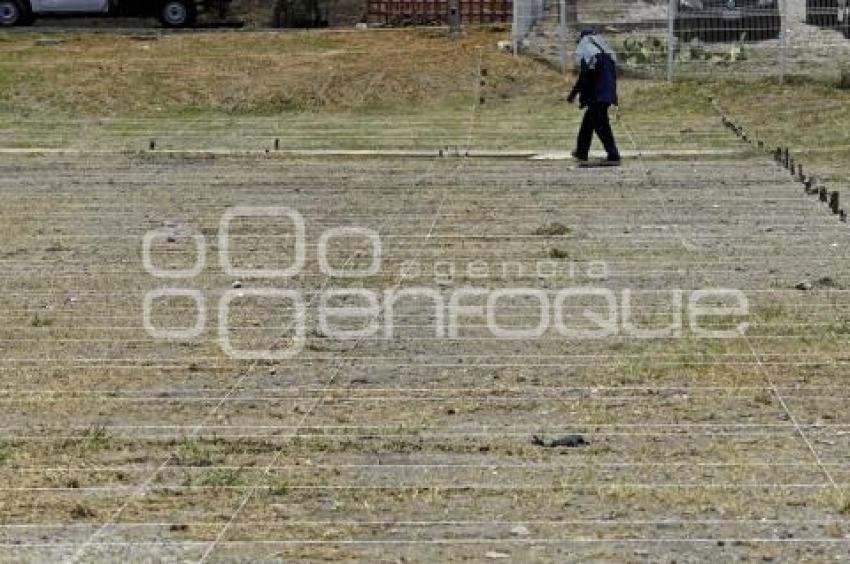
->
[514,0,850,83]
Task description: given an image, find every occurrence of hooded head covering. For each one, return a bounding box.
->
[575,29,616,69]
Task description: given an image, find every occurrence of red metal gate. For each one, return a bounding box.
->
[368,0,512,26]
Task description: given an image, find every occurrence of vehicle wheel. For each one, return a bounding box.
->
[19,4,34,25]
[0,0,23,27]
[159,0,195,28]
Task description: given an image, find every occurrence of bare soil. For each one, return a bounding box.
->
[1,150,849,561]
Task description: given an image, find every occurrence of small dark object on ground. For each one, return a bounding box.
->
[532,434,587,448]
[533,222,571,236]
[814,276,838,288]
[795,280,813,291]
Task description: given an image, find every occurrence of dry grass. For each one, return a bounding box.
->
[708,78,850,184]
[0,28,564,115]
[0,28,746,151]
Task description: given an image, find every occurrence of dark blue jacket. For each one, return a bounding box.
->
[570,50,618,108]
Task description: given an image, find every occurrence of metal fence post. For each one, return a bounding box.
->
[512,0,519,56]
[666,0,677,82]
[448,0,461,35]
[559,0,567,73]
[779,0,787,84]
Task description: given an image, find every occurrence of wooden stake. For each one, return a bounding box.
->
[830,191,840,214]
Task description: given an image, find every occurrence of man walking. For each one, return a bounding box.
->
[567,29,621,165]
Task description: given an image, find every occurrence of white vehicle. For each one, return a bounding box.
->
[0,0,227,27]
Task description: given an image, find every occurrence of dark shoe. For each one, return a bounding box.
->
[570,150,588,162]
[581,158,621,168]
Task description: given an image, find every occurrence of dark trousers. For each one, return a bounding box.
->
[575,103,620,160]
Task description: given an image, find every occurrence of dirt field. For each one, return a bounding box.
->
[1,25,850,563]
[1,148,849,561]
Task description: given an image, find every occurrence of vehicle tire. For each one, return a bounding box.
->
[19,2,34,25]
[0,0,23,26]
[159,0,195,27]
